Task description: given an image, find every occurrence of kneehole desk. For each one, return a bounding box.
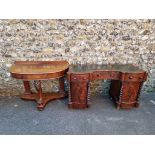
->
[67,64,147,109]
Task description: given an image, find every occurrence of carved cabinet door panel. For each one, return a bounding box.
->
[109,80,143,109]
[111,72,147,109]
[70,81,88,104]
[120,81,141,102]
[68,73,90,109]
[118,81,143,109]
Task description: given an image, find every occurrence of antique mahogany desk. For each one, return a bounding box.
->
[67,64,147,109]
[10,61,69,110]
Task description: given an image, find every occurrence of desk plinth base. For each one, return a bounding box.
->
[109,95,140,110]
[21,92,67,110]
[116,101,139,110]
[68,103,89,109]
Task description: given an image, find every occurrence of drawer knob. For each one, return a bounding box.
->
[129,76,133,79]
[110,74,114,77]
[83,77,86,80]
[73,77,77,80]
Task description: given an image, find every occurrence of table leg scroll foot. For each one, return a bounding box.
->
[37,103,45,111]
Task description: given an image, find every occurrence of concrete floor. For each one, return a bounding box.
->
[0,92,155,135]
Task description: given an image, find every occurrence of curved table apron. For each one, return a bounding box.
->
[10,61,69,110]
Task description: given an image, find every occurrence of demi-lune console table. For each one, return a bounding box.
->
[10,61,69,110]
[67,64,147,109]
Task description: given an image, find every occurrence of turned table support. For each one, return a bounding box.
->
[37,80,44,110]
[21,78,68,111]
[59,77,65,95]
[23,81,31,94]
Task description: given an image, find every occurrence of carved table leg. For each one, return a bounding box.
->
[37,80,45,110]
[59,77,65,95]
[21,80,32,100]
[23,80,31,94]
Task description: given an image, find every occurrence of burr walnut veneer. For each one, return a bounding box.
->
[67,64,147,109]
[10,61,69,110]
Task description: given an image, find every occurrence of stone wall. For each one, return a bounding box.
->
[0,19,155,96]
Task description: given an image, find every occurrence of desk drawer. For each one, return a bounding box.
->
[121,73,145,81]
[70,73,89,82]
[92,71,120,80]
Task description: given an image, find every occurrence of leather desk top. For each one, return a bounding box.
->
[68,64,145,74]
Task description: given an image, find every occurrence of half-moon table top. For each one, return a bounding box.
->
[10,61,69,80]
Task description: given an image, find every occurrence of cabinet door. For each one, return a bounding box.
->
[70,81,88,104]
[120,81,141,103]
